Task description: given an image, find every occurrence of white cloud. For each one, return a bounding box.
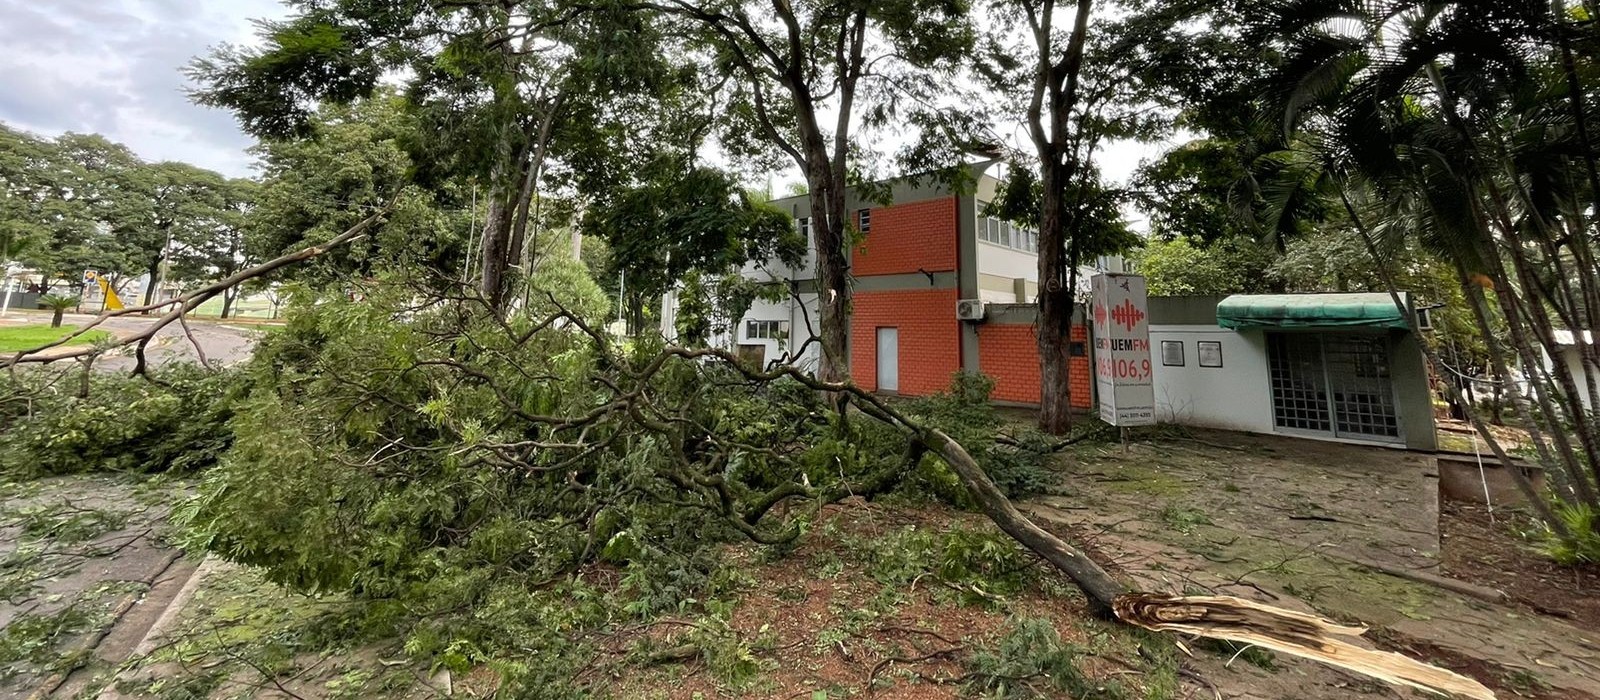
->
[0,0,290,178]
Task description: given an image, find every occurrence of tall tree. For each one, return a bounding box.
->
[168,179,259,317]
[190,1,690,313]
[0,125,62,269]
[117,161,231,306]
[584,157,803,333]
[243,96,471,288]
[24,133,154,292]
[645,0,976,383]
[976,1,1156,433]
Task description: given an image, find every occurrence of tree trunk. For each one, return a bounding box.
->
[922,428,1125,614]
[1462,272,1588,505]
[1337,186,1574,536]
[808,173,851,385]
[1030,0,1095,435]
[479,197,513,311]
[143,258,161,309]
[1037,172,1074,434]
[221,290,236,319]
[51,308,64,328]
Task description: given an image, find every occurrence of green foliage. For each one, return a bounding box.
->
[245,95,471,287]
[0,364,242,479]
[1133,236,1276,297]
[1157,506,1211,535]
[857,524,1040,603]
[9,503,128,544]
[37,295,78,312]
[586,161,802,336]
[1535,502,1600,565]
[965,618,1126,700]
[170,289,856,691]
[903,373,1060,502]
[0,125,245,295]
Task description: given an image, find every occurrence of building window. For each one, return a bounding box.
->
[1069,340,1088,357]
[1161,340,1185,366]
[978,216,1039,253]
[857,208,871,234]
[797,217,811,238]
[746,320,784,340]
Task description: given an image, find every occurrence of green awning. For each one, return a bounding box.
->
[1216,293,1411,330]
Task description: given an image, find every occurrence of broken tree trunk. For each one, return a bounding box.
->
[921,426,1496,700]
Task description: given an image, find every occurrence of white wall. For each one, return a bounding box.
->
[979,288,1019,304]
[1548,347,1594,412]
[1148,326,1275,434]
[977,242,1037,282]
[735,292,821,371]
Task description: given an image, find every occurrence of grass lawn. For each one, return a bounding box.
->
[0,324,114,353]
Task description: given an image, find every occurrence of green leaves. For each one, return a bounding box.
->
[1133,236,1275,297]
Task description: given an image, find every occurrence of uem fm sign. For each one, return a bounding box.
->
[1090,273,1155,426]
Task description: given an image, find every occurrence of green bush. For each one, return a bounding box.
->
[0,364,243,478]
[902,373,1061,503]
[1536,502,1600,565]
[858,524,1040,602]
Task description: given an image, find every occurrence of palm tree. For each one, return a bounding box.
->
[1231,0,1600,540]
[39,294,76,328]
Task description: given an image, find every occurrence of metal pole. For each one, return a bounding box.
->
[1,275,13,317]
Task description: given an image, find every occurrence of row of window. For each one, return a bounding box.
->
[797,210,872,236]
[745,319,787,340]
[797,211,1034,252]
[979,216,1040,252]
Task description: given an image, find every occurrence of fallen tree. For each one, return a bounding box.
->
[0,214,1494,700]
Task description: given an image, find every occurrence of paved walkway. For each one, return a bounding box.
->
[1,311,261,369]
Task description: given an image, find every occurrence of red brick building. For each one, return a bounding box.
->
[700,166,1116,409]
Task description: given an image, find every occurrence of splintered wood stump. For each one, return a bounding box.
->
[1114,594,1495,700]
[923,428,1497,700]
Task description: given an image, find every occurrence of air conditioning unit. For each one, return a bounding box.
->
[956,298,986,321]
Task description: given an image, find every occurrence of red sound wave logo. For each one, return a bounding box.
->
[1092,302,1106,327]
[1109,299,1145,332]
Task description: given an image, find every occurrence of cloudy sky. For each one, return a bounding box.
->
[0,0,289,178]
[0,0,1172,210]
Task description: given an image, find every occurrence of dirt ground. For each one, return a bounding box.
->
[1440,500,1600,629]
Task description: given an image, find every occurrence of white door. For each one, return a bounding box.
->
[876,327,899,392]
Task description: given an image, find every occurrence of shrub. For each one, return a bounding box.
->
[901,373,1060,504]
[854,524,1040,604]
[0,364,243,478]
[1535,502,1600,565]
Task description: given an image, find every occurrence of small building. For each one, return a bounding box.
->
[1148,293,1436,450]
